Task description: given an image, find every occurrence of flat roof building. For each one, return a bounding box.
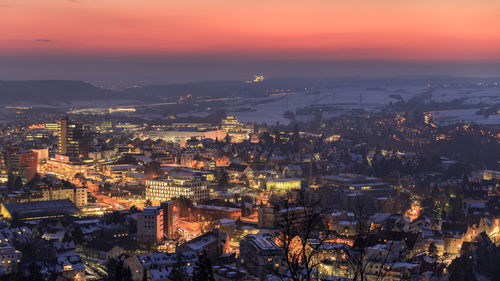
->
[0,199,80,220]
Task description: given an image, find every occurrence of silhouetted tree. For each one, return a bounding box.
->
[14,176,23,190]
[105,258,133,281]
[6,172,15,191]
[193,250,215,281]
[448,256,477,281]
[217,172,229,190]
[169,254,188,281]
[129,205,139,214]
[428,242,439,260]
[28,263,44,281]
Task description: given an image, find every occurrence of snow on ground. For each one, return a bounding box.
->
[232,86,425,124]
[429,108,500,125]
[430,86,500,105]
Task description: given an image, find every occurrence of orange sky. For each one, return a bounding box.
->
[1,0,500,60]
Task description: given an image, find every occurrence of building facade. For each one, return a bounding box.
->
[41,186,88,206]
[137,201,174,244]
[145,173,209,204]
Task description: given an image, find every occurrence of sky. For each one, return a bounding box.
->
[1,0,500,85]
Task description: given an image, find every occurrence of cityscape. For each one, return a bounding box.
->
[1,1,500,281]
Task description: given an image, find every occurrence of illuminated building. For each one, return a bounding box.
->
[39,154,87,181]
[484,170,500,180]
[137,206,164,244]
[58,255,86,281]
[258,207,310,229]
[140,129,227,143]
[0,244,22,275]
[0,147,38,183]
[177,229,230,263]
[217,219,259,249]
[31,147,49,164]
[0,199,80,220]
[239,234,284,279]
[245,74,264,84]
[220,116,253,143]
[265,178,301,192]
[57,117,88,159]
[221,116,243,132]
[321,173,393,195]
[195,205,241,221]
[88,149,119,162]
[44,122,59,132]
[145,173,209,204]
[125,252,198,281]
[102,164,141,182]
[137,201,173,245]
[95,121,114,133]
[25,129,50,141]
[41,186,88,206]
[18,150,38,182]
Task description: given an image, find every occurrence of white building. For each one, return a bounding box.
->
[145,173,209,204]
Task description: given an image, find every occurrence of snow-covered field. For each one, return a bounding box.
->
[16,83,499,126]
[233,86,425,124]
[430,87,500,105]
[429,109,500,125]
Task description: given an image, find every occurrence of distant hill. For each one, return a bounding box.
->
[0,76,498,105]
[0,80,116,104]
[122,80,245,98]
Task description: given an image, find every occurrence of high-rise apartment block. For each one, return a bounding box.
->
[57,117,88,159]
[137,201,174,244]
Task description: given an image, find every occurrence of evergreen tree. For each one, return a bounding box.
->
[169,254,188,281]
[6,172,14,191]
[144,199,153,208]
[26,173,42,188]
[448,256,477,281]
[72,226,85,244]
[427,242,439,260]
[123,266,133,281]
[105,258,133,281]
[28,263,45,281]
[193,250,215,281]
[217,172,229,190]
[14,176,23,190]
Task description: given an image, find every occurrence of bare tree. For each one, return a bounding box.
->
[272,192,332,281]
[273,194,414,281]
[340,199,413,281]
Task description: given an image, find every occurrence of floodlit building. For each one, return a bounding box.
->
[137,206,164,244]
[0,147,38,183]
[220,116,253,143]
[39,154,88,181]
[265,178,301,192]
[0,199,80,220]
[41,186,88,206]
[145,173,209,204]
[140,129,227,143]
[137,201,174,244]
[484,170,500,180]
